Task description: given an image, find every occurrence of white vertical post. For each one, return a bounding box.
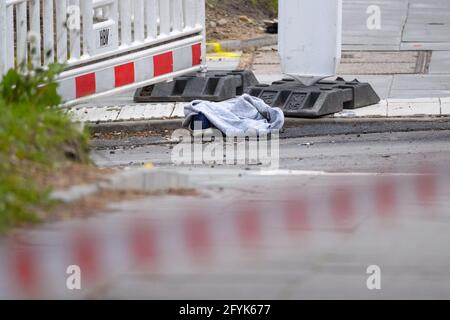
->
[5,4,14,70]
[145,0,158,39]
[43,0,55,65]
[68,0,81,61]
[172,0,183,32]
[198,0,206,71]
[120,0,132,45]
[81,0,94,57]
[16,1,28,66]
[184,0,195,29]
[0,0,6,75]
[134,0,145,42]
[159,0,171,35]
[278,0,343,85]
[336,0,343,68]
[110,0,120,48]
[30,0,42,67]
[56,0,68,63]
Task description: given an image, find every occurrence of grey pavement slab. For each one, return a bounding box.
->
[338,51,420,75]
[390,74,450,98]
[402,0,450,44]
[429,51,450,74]
[342,0,409,49]
[342,0,450,50]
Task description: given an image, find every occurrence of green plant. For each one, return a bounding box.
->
[250,0,278,13]
[0,63,64,107]
[0,62,90,232]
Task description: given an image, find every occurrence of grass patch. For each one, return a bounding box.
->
[207,0,278,14]
[250,0,278,13]
[0,63,90,232]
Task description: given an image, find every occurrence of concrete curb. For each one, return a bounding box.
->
[283,117,450,139]
[50,169,189,203]
[70,97,450,127]
[89,115,450,135]
[89,117,450,149]
[88,119,183,134]
[207,35,278,53]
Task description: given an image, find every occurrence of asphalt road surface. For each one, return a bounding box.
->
[92,130,450,173]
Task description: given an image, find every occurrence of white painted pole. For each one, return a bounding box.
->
[30,0,42,67]
[134,0,145,42]
[278,0,342,85]
[120,0,132,45]
[5,4,14,70]
[43,0,55,65]
[198,0,206,71]
[68,0,81,61]
[172,0,183,32]
[16,0,28,65]
[0,0,6,76]
[80,0,94,57]
[145,0,158,39]
[159,0,171,36]
[56,0,68,63]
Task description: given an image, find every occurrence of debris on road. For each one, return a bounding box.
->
[300,142,315,147]
[264,19,278,34]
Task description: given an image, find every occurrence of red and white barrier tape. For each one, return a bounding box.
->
[0,166,448,299]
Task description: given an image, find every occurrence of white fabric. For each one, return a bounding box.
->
[183,94,285,136]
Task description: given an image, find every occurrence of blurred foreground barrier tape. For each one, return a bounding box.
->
[0,164,449,298]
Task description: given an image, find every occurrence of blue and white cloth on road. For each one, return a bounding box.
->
[183,94,285,136]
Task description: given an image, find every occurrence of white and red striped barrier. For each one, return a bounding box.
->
[59,41,204,105]
[1,0,207,105]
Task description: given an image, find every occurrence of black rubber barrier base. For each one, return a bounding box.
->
[134,70,259,103]
[246,77,381,118]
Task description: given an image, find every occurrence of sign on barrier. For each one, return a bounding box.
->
[0,0,207,105]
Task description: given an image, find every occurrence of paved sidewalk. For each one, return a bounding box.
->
[68,97,450,124]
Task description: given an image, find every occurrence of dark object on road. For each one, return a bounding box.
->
[190,113,212,131]
[134,70,259,103]
[246,78,380,118]
[264,19,278,34]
